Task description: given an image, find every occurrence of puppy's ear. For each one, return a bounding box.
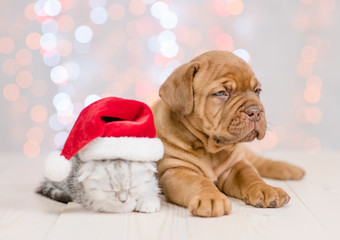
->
[159,62,200,116]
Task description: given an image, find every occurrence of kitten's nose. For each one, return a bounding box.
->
[118,192,128,203]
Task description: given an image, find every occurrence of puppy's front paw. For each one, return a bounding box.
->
[244,183,290,208]
[135,197,161,213]
[188,191,231,217]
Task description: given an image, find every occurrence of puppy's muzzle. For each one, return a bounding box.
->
[245,106,261,122]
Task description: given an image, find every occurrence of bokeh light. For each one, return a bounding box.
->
[300,0,313,5]
[23,140,40,158]
[57,15,74,32]
[148,35,161,52]
[151,1,168,19]
[53,92,72,113]
[43,51,61,66]
[260,131,278,149]
[50,65,69,85]
[233,48,250,63]
[27,127,44,144]
[54,131,68,149]
[25,3,36,21]
[49,113,64,131]
[13,95,29,113]
[44,0,62,16]
[146,91,160,107]
[40,33,58,51]
[26,32,41,50]
[42,18,59,34]
[319,0,335,13]
[59,84,76,99]
[0,37,15,54]
[301,45,318,63]
[306,75,322,89]
[108,4,125,21]
[296,61,313,77]
[129,0,146,16]
[226,0,244,16]
[89,0,107,8]
[304,86,321,103]
[216,33,234,51]
[160,40,179,58]
[58,113,74,126]
[34,0,47,17]
[84,94,101,106]
[64,62,80,80]
[154,52,171,67]
[16,71,33,88]
[160,12,178,29]
[30,105,48,123]
[90,7,108,24]
[304,106,322,123]
[3,84,20,101]
[212,0,230,18]
[143,0,156,4]
[57,39,73,56]
[15,49,32,66]
[74,25,93,43]
[2,58,18,76]
[134,80,155,98]
[305,34,322,49]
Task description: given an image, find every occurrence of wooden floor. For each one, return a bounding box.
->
[1,151,339,240]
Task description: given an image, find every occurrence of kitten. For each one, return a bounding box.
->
[36,154,161,213]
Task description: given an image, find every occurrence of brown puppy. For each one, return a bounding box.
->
[152,50,305,217]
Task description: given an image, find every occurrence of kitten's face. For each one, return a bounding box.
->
[77,160,156,213]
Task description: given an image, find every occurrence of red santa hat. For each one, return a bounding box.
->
[44,97,164,182]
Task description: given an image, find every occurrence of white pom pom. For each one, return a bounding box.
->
[44,151,72,182]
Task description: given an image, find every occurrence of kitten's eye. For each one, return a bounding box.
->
[213,91,229,98]
[102,190,116,195]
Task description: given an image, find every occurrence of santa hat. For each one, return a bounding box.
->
[44,97,164,182]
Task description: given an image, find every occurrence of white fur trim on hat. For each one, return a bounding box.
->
[78,137,164,162]
[44,150,72,182]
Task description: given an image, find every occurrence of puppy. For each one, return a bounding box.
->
[152,50,305,217]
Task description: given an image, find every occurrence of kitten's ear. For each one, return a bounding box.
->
[77,162,94,182]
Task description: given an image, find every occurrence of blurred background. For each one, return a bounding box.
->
[0,0,339,159]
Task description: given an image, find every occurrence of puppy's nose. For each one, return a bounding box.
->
[245,106,261,122]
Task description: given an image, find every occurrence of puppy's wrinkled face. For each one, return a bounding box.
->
[193,52,266,146]
[160,51,267,152]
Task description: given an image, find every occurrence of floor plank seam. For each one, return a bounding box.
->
[41,202,68,240]
[285,181,326,230]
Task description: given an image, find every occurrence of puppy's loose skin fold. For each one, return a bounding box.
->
[152,51,305,217]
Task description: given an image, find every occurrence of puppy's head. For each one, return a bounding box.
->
[159,50,267,152]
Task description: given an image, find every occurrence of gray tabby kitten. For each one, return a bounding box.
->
[36,154,161,213]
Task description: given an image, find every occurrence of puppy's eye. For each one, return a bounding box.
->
[255,88,262,95]
[213,91,229,97]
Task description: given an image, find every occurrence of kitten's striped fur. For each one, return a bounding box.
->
[36,154,161,213]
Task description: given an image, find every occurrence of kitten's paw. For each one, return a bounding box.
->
[135,197,161,213]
